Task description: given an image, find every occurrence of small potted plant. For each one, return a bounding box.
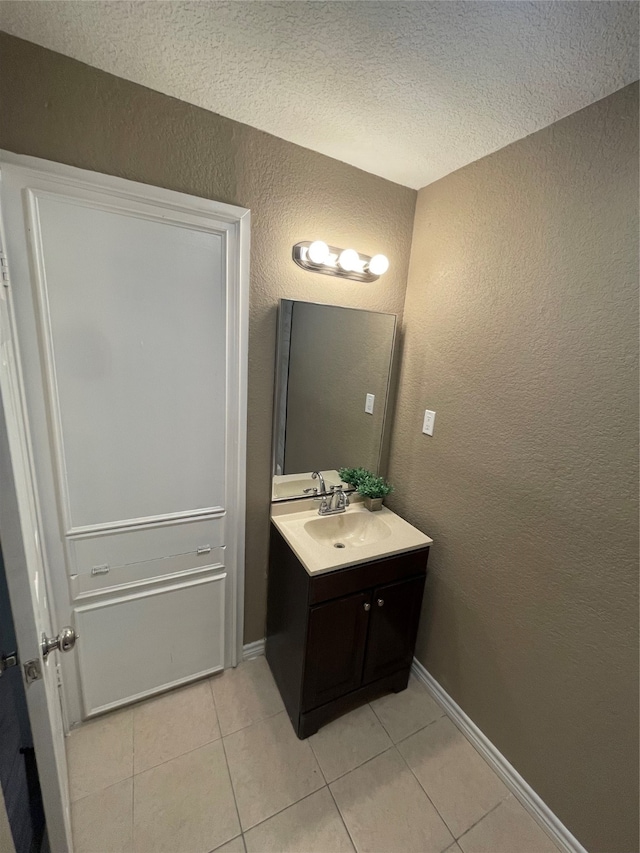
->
[338,467,370,490]
[357,474,393,512]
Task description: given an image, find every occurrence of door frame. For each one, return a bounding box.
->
[0,150,250,720]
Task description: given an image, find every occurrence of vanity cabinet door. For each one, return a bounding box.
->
[362,576,426,686]
[302,591,371,711]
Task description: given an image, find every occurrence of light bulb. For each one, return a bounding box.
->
[307,240,329,265]
[338,248,360,272]
[368,254,389,276]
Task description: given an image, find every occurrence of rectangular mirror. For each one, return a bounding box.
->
[272,299,397,500]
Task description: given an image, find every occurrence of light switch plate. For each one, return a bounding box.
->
[365,393,375,415]
[422,409,436,436]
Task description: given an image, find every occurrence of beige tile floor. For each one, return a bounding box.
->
[67,657,560,853]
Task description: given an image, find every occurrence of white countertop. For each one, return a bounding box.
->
[271,497,433,576]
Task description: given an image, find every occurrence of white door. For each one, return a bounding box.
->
[0,152,249,727]
[0,247,72,850]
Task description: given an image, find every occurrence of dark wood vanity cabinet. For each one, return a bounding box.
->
[266,525,429,738]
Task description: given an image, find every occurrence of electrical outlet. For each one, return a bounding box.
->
[365,393,375,414]
[422,409,436,436]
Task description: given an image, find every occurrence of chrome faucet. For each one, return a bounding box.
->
[304,472,349,516]
[327,484,349,514]
[312,471,326,495]
[303,471,327,498]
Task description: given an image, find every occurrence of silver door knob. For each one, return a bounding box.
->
[363,602,371,611]
[377,598,384,607]
[41,626,78,659]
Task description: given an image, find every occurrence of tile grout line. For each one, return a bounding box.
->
[130,708,136,847]
[221,708,290,747]
[392,715,514,843]
[211,661,286,738]
[313,734,393,786]
[392,740,458,846]
[206,833,244,853]
[368,693,446,745]
[128,729,224,778]
[393,733,510,846]
[209,677,244,842]
[367,700,394,741]
[325,780,358,853]
[328,743,397,786]
[212,665,328,836]
[455,796,507,845]
[68,772,133,805]
[307,738,329,785]
[219,704,286,739]
[392,712,444,747]
[242,784,330,837]
[369,680,510,845]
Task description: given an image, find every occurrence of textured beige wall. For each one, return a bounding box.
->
[0,32,416,642]
[388,83,639,853]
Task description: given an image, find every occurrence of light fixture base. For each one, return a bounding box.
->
[292,242,381,282]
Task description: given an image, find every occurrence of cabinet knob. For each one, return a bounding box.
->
[363,602,371,611]
[377,598,384,607]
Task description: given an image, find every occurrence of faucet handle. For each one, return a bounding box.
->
[331,484,349,508]
[303,487,318,496]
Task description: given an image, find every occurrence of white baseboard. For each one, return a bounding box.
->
[242,639,265,660]
[411,658,587,853]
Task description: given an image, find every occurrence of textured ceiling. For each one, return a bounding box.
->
[0,1,637,189]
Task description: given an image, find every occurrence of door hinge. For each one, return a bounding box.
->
[0,252,9,288]
[0,650,18,676]
[23,658,42,684]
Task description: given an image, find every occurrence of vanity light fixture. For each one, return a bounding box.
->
[292,241,390,283]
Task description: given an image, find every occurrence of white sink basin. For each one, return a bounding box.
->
[271,500,432,575]
[304,512,392,548]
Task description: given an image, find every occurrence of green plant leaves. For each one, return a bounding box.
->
[338,467,394,499]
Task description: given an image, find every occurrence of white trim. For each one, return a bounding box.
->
[411,658,587,853]
[0,151,249,222]
[227,197,250,670]
[66,506,226,538]
[242,639,265,661]
[72,560,225,602]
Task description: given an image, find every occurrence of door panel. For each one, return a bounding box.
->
[1,153,249,726]
[69,515,224,571]
[75,572,226,716]
[303,591,370,711]
[67,515,225,592]
[30,192,227,530]
[362,576,426,685]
